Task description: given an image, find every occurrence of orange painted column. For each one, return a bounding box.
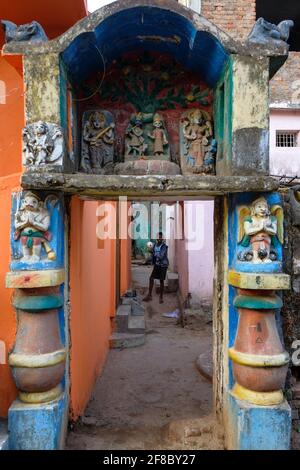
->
[69,198,117,420]
[0,54,24,417]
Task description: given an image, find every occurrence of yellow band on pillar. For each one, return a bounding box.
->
[230,383,284,406]
[9,349,66,368]
[229,347,289,367]
[19,384,63,404]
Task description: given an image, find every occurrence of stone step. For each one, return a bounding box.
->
[115,304,131,333]
[109,332,145,349]
[0,420,9,450]
[128,313,145,333]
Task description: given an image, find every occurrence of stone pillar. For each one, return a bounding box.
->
[229,285,289,406]
[225,192,292,450]
[6,191,68,450]
[216,55,270,176]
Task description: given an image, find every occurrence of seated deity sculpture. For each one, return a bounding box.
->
[238,197,283,263]
[14,192,57,263]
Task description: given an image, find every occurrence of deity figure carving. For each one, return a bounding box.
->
[81,110,115,173]
[180,109,215,174]
[148,113,169,158]
[125,113,148,159]
[14,192,57,263]
[238,197,283,263]
[22,121,64,167]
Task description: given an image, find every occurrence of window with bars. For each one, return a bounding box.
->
[276,131,298,147]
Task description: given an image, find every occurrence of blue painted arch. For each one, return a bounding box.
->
[62,5,229,87]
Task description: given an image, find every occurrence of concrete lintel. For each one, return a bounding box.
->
[228,270,291,290]
[21,173,280,199]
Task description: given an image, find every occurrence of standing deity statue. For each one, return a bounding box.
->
[182,109,212,167]
[125,113,148,159]
[81,111,115,173]
[22,121,64,166]
[238,197,283,263]
[148,113,169,158]
[14,192,57,263]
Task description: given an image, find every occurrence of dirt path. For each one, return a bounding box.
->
[66,265,223,450]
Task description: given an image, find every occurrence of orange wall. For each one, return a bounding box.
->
[0,56,23,417]
[69,198,116,420]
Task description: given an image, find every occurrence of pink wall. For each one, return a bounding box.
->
[185,201,214,305]
[175,202,189,301]
[270,109,300,176]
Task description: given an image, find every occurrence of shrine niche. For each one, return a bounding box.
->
[77,52,214,175]
[80,110,115,173]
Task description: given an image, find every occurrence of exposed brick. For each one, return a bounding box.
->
[270,52,300,106]
[202,0,255,40]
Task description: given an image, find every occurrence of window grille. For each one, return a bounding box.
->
[276,132,298,147]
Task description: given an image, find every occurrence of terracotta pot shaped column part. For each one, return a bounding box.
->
[229,288,289,406]
[8,285,66,404]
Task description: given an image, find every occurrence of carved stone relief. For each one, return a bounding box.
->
[22,121,64,167]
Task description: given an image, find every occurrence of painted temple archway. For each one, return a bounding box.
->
[2,0,293,450]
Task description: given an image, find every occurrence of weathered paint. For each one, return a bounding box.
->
[24,54,61,124]
[19,385,63,404]
[6,269,65,288]
[233,294,282,309]
[228,270,291,290]
[228,349,289,367]
[9,350,66,368]
[12,294,64,311]
[232,56,269,131]
[227,395,291,450]
[8,393,67,450]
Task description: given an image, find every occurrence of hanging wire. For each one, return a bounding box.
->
[72,44,106,102]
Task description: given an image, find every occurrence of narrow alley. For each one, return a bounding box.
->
[67,264,223,450]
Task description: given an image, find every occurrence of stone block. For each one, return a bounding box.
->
[8,394,68,450]
[227,395,291,450]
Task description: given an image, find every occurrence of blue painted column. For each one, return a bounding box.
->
[6,191,68,450]
[226,192,291,450]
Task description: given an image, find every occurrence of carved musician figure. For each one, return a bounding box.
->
[81,110,115,172]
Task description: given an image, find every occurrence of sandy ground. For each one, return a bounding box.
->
[66,265,223,450]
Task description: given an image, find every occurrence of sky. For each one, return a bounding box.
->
[87,0,115,12]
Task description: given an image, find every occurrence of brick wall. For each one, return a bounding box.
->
[270,52,300,107]
[201,0,256,40]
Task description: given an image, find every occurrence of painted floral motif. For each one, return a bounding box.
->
[81,53,212,114]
